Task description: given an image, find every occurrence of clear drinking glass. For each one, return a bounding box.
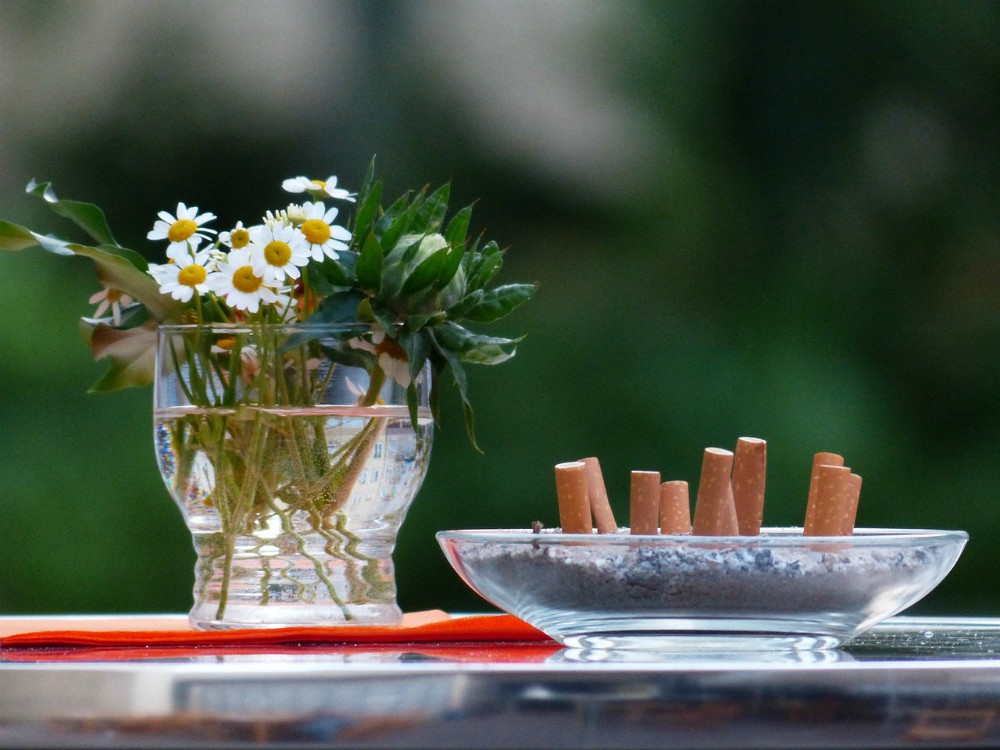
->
[156,323,433,629]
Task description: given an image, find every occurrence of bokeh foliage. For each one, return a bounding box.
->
[0,0,997,616]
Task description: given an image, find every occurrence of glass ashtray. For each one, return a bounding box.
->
[436,527,967,651]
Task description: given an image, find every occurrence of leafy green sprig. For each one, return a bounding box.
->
[307,160,535,448]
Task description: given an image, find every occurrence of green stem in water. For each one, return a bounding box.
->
[215,535,235,622]
[361,363,386,407]
[332,511,390,601]
[214,409,270,621]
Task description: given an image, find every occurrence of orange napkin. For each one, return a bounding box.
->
[0,611,551,649]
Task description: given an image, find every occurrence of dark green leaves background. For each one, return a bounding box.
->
[0,0,998,617]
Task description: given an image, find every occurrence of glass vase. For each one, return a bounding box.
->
[154,323,433,630]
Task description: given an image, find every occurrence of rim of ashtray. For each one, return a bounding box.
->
[436,527,969,546]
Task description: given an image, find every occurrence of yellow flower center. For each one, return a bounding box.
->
[214,336,235,351]
[310,179,327,190]
[264,240,292,267]
[178,264,207,287]
[232,265,262,294]
[301,219,331,245]
[229,228,250,249]
[168,218,198,243]
[106,288,124,303]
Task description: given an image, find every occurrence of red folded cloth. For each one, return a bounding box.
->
[0,611,551,649]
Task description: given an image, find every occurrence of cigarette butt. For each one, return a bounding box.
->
[692,448,740,535]
[580,457,618,534]
[554,461,592,534]
[803,464,852,536]
[732,437,767,535]
[842,473,863,535]
[804,452,844,531]
[630,470,661,535]
[659,480,692,534]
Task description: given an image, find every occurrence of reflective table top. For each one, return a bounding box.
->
[3,616,1000,748]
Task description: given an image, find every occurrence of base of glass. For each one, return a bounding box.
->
[189,600,403,630]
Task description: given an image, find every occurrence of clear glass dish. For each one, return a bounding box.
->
[436,527,968,651]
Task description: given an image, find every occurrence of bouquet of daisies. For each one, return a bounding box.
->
[0,160,534,448]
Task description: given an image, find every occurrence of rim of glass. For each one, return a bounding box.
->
[436,527,969,545]
[158,322,371,332]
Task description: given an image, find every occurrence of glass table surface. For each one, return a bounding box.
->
[3,616,1000,749]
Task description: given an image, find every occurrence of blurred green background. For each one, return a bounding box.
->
[1,0,997,617]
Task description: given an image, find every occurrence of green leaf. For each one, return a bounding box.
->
[464,231,482,258]
[74,243,179,321]
[438,243,465,289]
[435,321,522,365]
[355,233,383,291]
[306,289,367,326]
[400,247,449,296]
[318,251,356,287]
[399,328,432,384]
[412,183,450,233]
[444,204,473,248]
[465,241,504,291]
[1,222,182,322]
[0,221,45,251]
[319,342,375,371]
[80,318,158,391]
[463,283,536,323]
[430,329,480,452]
[26,180,118,246]
[406,383,420,432]
[405,311,446,331]
[353,179,382,240]
[376,193,412,249]
[357,155,377,202]
[398,235,423,265]
[369,300,399,333]
[446,288,483,319]
[91,243,149,272]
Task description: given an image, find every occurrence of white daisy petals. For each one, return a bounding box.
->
[299,201,352,262]
[147,202,217,258]
[282,175,356,203]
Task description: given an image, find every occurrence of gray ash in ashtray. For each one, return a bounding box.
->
[460,530,939,615]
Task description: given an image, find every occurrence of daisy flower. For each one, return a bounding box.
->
[282,175,356,202]
[219,221,251,250]
[88,286,134,326]
[147,203,217,257]
[148,250,216,302]
[247,222,310,284]
[209,247,289,314]
[263,204,307,228]
[298,201,352,262]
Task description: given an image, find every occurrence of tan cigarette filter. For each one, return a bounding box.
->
[580,456,618,534]
[659,480,692,534]
[804,452,844,531]
[554,461,592,534]
[630,470,661,535]
[732,437,767,536]
[842,473,863,535]
[692,448,739,535]
[803,464,852,536]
